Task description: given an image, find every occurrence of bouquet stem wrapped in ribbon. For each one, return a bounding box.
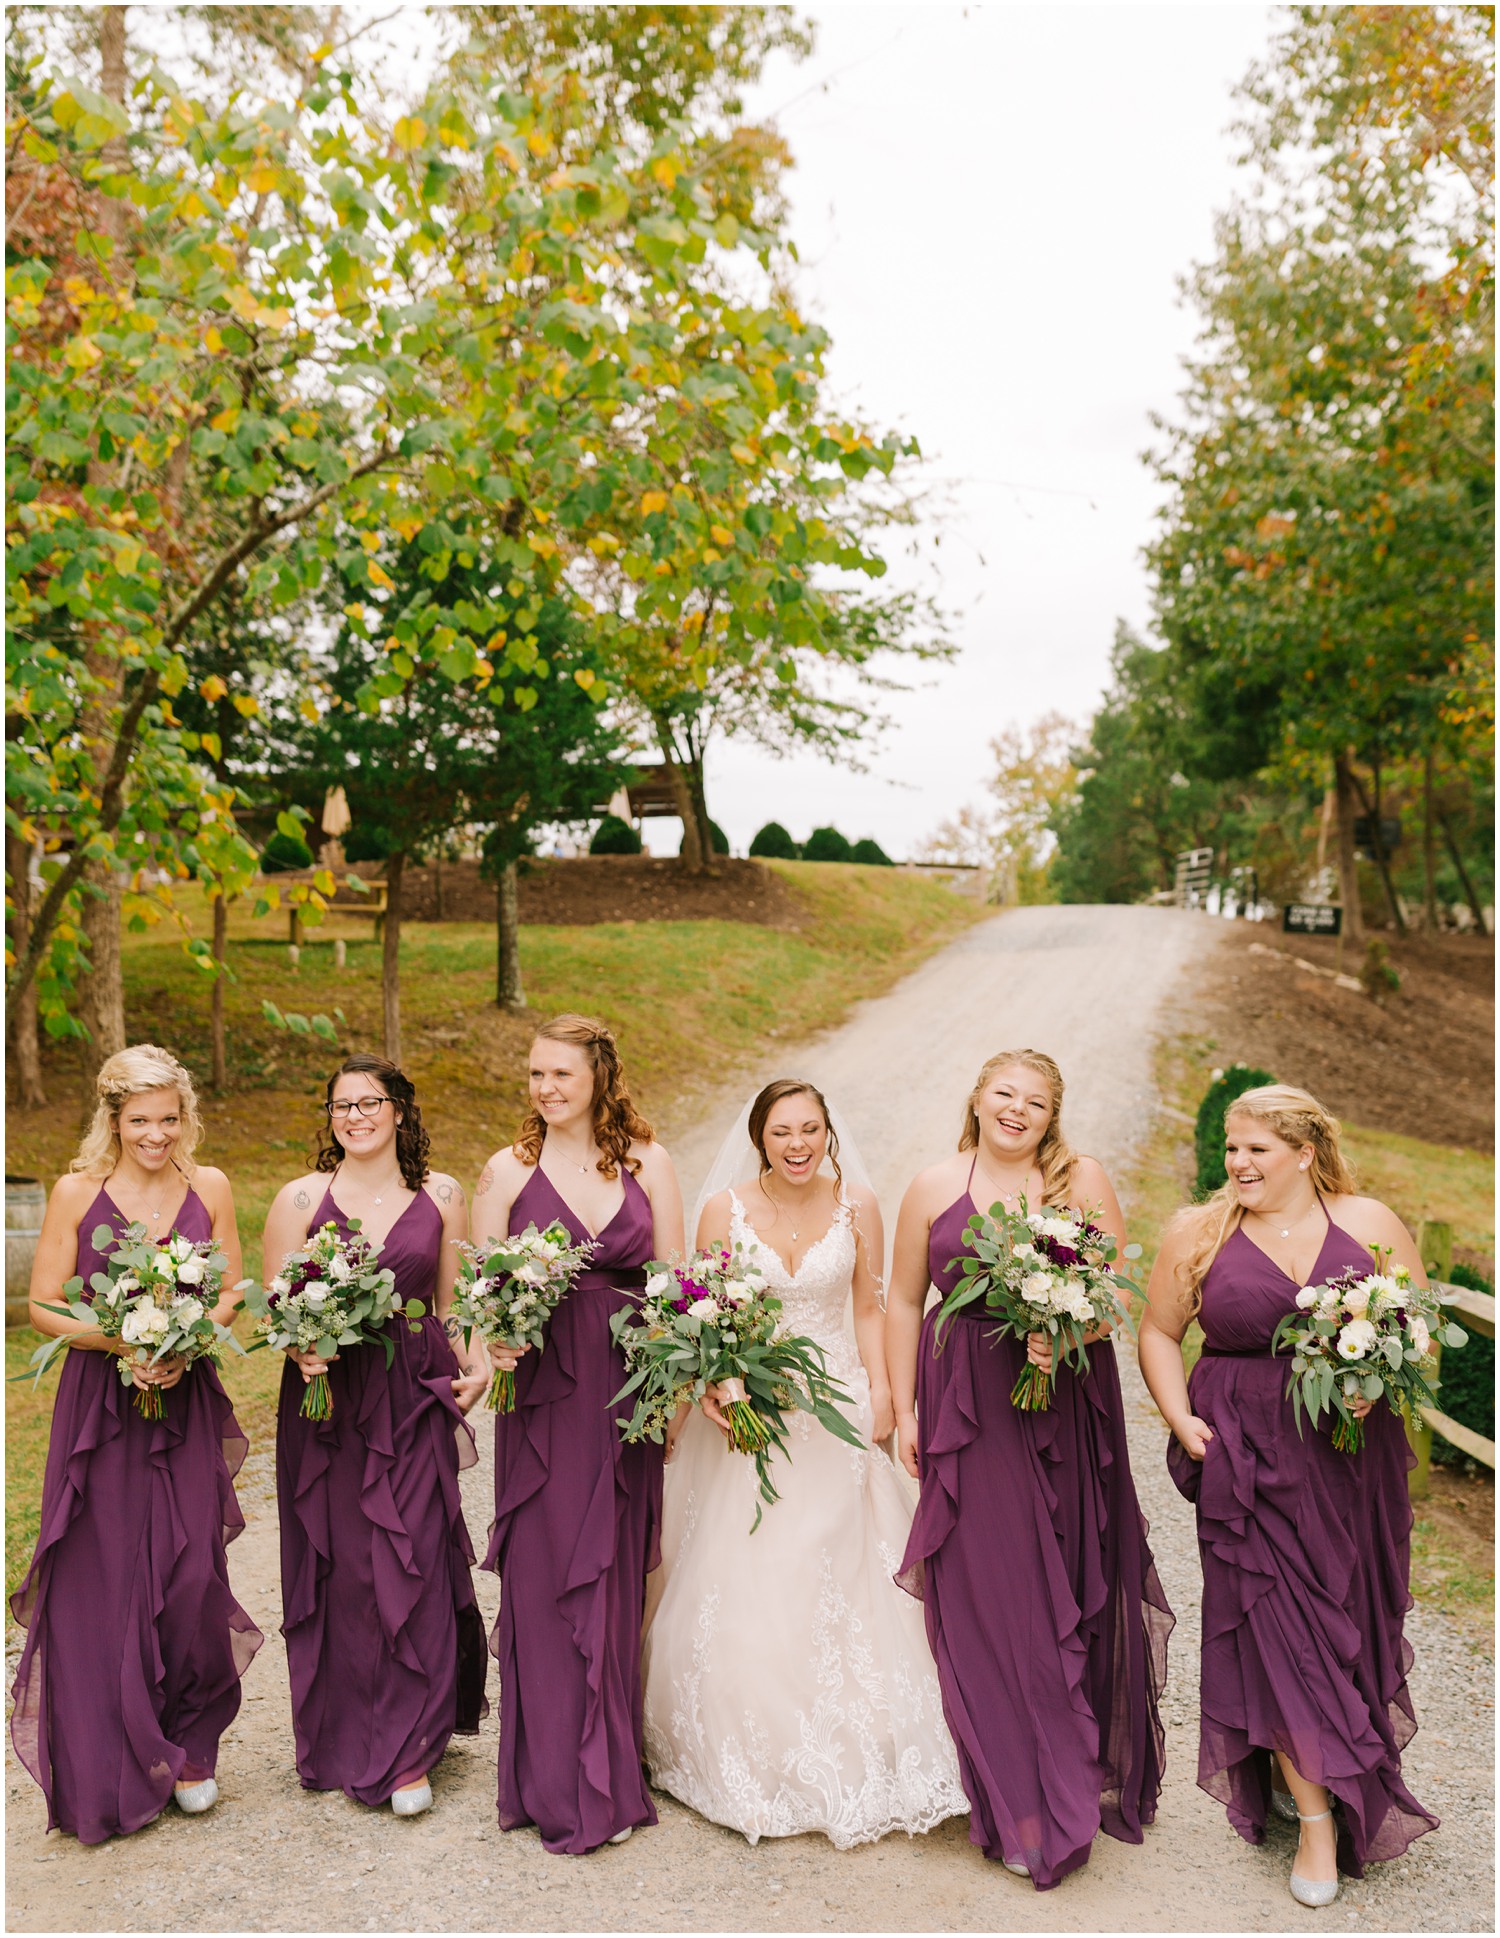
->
[450,1220,595,1411]
[610,1244,865,1530]
[23,1222,248,1417]
[1270,1251,1467,1454]
[241,1219,421,1420]
[936,1196,1142,1410]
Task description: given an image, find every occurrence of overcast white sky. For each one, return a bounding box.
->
[679,2,1277,859]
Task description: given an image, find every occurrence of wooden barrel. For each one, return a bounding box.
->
[5,1176,45,1328]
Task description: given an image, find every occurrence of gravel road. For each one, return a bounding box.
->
[7,905,1493,1933]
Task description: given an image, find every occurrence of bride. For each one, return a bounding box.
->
[641,1078,966,1848]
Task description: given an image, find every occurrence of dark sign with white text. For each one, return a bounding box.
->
[1283,904,1342,935]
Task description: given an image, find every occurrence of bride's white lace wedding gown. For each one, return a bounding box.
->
[641,1194,967,1847]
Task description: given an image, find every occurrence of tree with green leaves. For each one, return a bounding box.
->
[1145,6,1493,940]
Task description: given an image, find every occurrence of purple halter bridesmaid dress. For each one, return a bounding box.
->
[1168,1214,1439,1873]
[9,1186,263,1843]
[897,1174,1173,1888]
[276,1182,487,1804]
[484,1162,662,1854]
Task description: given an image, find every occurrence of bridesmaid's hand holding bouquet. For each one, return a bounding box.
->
[937,1198,1143,1410]
[25,1222,248,1419]
[1270,1254,1466,1454]
[450,1220,595,1411]
[242,1220,420,1421]
[610,1245,865,1530]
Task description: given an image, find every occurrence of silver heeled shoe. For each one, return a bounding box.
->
[391,1780,433,1818]
[607,1826,634,1846]
[1003,1860,1030,1878]
[1271,1789,1299,1822]
[173,1778,219,1815]
[1289,1808,1340,1907]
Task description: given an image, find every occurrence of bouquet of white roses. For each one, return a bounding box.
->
[1270,1254,1466,1454]
[936,1197,1142,1410]
[26,1222,247,1419]
[241,1220,421,1421]
[450,1220,595,1411]
[610,1244,865,1530]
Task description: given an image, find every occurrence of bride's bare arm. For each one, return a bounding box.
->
[887,1172,941,1478]
[848,1186,892,1443]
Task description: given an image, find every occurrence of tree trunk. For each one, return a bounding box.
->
[685,755,718,870]
[382,850,405,1063]
[655,736,703,869]
[1438,812,1490,935]
[1421,748,1440,931]
[6,825,46,1107]
[1315,785,1335,890]
[495,860,525,1010]
[211,891,228,1091]
[78,863,127,1089]
[433,855,443,922]
[1332,751,1366,946]
[1351,760,1406,932]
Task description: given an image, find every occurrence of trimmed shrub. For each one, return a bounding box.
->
[589,814,642,856]
[260,829,314,873]
[1432,1262,1496,1469]
[802,826,853,863]
[1194,1062,1277,1199]
[749,820,799,860]
[678,819,730,858]
[850,837,893,866]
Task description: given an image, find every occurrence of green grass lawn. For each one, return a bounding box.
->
[6,861,983,1592]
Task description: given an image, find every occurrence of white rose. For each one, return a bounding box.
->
[169,1234,194,1263]
[1336,1319,1377,1360]
[301,1287,330,1310]
[533,1239,562,1263]
[175,1254,207,1287]
[1038,1217,1078,1244]
[646,1271,676,1299]
[1021,1271,1054,1303]
[1407,1315,1431,1357]
[721,1278,754,1307]
[271,1275,291,1298]
[517,1260,550,1284]
[687,1297,720,1321]
[327,1253,353,1283]
[114,1272,140,1295]
[1343,1281,1371,1318]
[1012,1242,1036,1260]
[1294,1286,1320,1310]
[121,1307,156,1344]
[171,1296,205,1326]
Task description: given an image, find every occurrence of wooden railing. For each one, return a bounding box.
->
[1407,1218,1494,1495]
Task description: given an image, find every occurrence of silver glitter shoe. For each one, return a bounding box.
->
[1003,1860,1030,1878]
[607,1826,634,1846]
[391,1780,433,1818]
[173,1778,219,1815]
[1271,1789,1299,1822]
[1289,1809,1340,1907]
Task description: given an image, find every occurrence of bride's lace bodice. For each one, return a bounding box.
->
[728,1193,864,1394]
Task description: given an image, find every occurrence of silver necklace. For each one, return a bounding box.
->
[1252,1201,1318,1242]
[974,1160,1033,1208]
[762,1183,802,1241]
[346,1169,403,1208]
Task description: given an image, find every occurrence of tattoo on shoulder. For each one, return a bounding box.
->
[436,1180,454,1204]
[474,1164,495,1199]
[293,1188,311,1210]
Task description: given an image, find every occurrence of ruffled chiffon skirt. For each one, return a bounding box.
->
[277,1315,487,1804]
[485,1281,662,1854]
[899,1311,1172,1888]
[1169,1357,1439,1872]
[10,1353,263,1844]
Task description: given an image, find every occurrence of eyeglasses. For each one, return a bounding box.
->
[326,1096,391,1121]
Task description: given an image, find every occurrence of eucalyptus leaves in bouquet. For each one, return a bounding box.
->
[242,1220,422,1421]
[25,1223,247,1419]
[1270,1254,1467,1455]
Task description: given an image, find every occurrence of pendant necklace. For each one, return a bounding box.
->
[763,1184,800,1241]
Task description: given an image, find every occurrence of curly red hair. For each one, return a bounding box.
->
[514,1014,653,1179]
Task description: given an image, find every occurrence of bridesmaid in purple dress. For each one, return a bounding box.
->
[263,1053,490,1817]
[11,1045,262,1842]
[473,1013,685,1855]
[887,1048,1172,1890]
[1140,1082,1439,1908]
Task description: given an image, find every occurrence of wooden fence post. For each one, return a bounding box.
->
[1408,1219,1454,1499]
